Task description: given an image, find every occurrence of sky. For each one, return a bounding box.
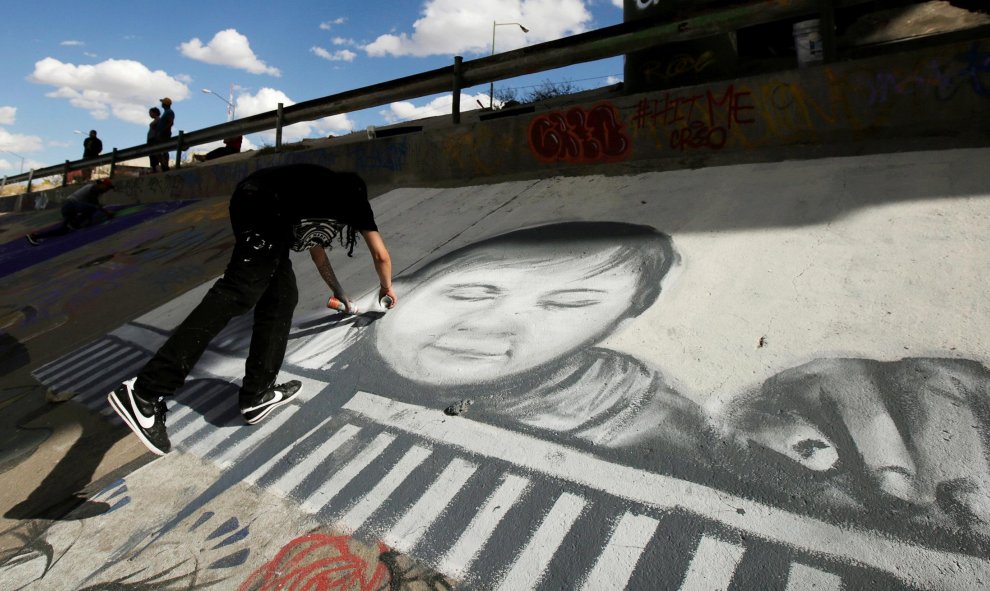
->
[0,0,625,176]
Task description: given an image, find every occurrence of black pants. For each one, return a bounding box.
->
[135,193,298,398]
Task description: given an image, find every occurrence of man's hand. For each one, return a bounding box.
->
[720,357,990,542]
[327,296,358,314]
[379,284,397,308]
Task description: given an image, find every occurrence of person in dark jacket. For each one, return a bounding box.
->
[107,164,397,457]
[81,130,102,180]
[157,98,174,171]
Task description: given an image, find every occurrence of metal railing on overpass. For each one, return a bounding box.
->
[3,0,852,190]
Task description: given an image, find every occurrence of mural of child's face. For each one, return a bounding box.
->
[374,248,641,385]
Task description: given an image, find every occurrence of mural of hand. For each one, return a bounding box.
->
[721,357,990,544]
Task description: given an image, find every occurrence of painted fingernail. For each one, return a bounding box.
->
[877,468,916,502]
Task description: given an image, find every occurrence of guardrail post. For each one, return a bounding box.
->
[18,170,35,211]
[276,103,284,150]
[110,148,118,178]
[175,132,185,170]
[63,160,70,186]
[452,56,463,124]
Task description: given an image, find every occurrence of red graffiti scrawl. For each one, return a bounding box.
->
[239,534,390,591]
[528,102,631,164]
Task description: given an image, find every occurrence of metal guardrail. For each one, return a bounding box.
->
[3,0,835,188]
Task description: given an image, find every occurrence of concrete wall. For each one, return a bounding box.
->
[4,35,987,213]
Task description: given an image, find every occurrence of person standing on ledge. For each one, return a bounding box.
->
[157,97,175,171]
[108,164,396,456]
[81,130,102,181]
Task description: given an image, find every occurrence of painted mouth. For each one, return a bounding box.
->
[429,341,509,360]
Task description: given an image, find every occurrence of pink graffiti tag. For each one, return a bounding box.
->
[528,103,631,164]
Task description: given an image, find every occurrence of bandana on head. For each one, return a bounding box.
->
[291,218,344,251]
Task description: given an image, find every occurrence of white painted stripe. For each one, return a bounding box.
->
[170,390,233,444]
[244,416,342,486]
[383,457,478,554]
[185,422,242,457]
[33,340,111,381]
[300,431,396,515]
[785,563,843,591]
[166,383,225,429]
[337,444,432,533]
[679,535,746,591]
[42,349,128,392]
[185,375,318,458]
[214,408,298,469]
[344,391,989,590]
[269,423,362,496]
[72,351,144,399]
[439,473,530,578]
[494,492,586,591]
[58,346,132,390]
[580,513,660,591]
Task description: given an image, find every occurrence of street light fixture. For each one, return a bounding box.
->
[490,21,529,109]
[0,149,26,174]
[202,86,236,121]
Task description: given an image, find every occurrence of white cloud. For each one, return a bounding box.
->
[611,0,622,6]
[179,29,280,76]
[60,40,84,46]
[320,17,347,30]
[48,140,72,148]
[365,0,592,57]
[379,92,490,124]
[0,127,44,153]
[0,107,15,125]
[606,75,622,85]
[236,87,354,143]
[333,37,355,46]
[29,58,189,125]
[311,47,357,62]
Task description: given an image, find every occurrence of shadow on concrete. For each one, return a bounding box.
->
[0,333,30,380]
[3,402,130,522]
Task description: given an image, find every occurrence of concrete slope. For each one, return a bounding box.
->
[2,147,989,590]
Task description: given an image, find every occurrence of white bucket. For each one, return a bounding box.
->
[793,19,823,68]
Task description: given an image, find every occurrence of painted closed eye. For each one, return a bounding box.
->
[539,289,607,310]
[444,284,501,301]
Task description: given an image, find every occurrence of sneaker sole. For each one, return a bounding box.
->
[244,385,302,425]
[108,390,168,456]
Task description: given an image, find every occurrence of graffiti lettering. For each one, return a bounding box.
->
[670,120,727,151]
[636,0,660,9]
[666,50,716,79]
[851,43,990,106]
[632,85,754,151]
[642,51,718,85]
[528,103,631,164]
[631,85,754,131]
[959,42,990,97]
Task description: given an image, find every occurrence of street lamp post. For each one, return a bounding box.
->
[202,86,236,121]
[490,21,529,109]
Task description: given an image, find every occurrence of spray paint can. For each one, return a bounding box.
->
[327,296,351,313]
[380,295,394,309]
